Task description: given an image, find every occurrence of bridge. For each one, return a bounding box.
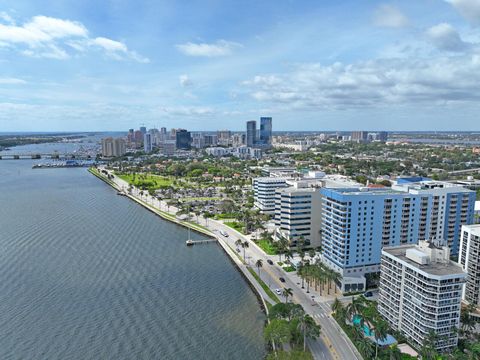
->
[0,153,94,160]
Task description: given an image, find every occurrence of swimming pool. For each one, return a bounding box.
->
[352,315,397,345]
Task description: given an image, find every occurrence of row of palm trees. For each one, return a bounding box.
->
[297,260,342,296]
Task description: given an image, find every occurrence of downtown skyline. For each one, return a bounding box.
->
[2,0,480,131]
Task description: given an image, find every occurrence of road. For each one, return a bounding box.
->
[104,169,361,360]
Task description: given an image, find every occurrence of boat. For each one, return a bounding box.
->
[186,239,194,246]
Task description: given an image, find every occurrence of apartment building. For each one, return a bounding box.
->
[379,241,466,352]
[458,224,480,308]
[320,179,475,292]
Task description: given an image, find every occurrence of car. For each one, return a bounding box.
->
[275,288,282,295]
[279,277,286,283]
[219,230,229,237]
[363,291,373,298]
[267,259,273,265]
[236,248,241,253]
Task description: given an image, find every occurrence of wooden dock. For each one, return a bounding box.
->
[186,239,217,246]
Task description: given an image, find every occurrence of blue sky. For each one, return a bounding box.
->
[1,0,480,131]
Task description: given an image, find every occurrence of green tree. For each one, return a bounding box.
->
[373,319,389,358]
[282,288,293,303]
[255,259,263,277]
[264,319,292,354]
[297,314,321,351]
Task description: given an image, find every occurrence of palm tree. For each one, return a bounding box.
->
[255,259,263,277]
[242,240,249,262]
[235,239,242,249]
[346,296,366,322]
[329,269,342,295]
[282,288,293,303]
[331,298,344,316]
[388,345,402,360]
[297,314,321,352]
[308,249,316,260]
[356,337,375,359]
[373,319,389,358]
[284,250,293,264]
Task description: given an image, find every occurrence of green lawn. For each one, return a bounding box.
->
[247,267,280,303]
[224,221,245,234]
[257,239,278,255]
[117,173,173,190]
[282,266,296,272]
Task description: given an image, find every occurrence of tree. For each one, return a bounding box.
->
[242,240,249,262]
[256,259,263,277]
[373,319,389,358]
[282,288,293,303]
[297,314,321,351]
[420,330,439,360]
[387,344,402,360]
[264,319,291,354]
[356,337,375,359]
[346,296,366,321]
[331,298,344,317]
[235,239,242,249]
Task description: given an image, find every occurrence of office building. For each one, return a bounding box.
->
[160,140,176,156]
[204,134,218,147]
[232,133,246,147]
[351,131,368,142]
[458,224,480,308]
[206,147,228,157]
[175,129,191,150]
[144,133,153,153]
[133,130,143,147]
[253,177,290,214]
[320,179,475,291]
[378,131,388,142]
[260,117,273,146]
[101,137,126,157]
[379,241,466,352]
[246,120,257,147]
[127,129,134,143]
[139,126,147,135]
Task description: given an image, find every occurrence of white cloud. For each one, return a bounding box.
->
[176,40,242,57]
[0,13,148,62]
[373,4,409,28]
[0,11,15,25]
[160,106,215,116]
[179,74,193,87]
[446,0,480,26]
[242,54,480,110]
[0,77,26,84]
[426,23,469,51]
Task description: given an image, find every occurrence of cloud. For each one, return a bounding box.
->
[0,13,148,62]
[179,74,193,87]
[160,106,215,116]
[242,54,480,110]
[446,0,480,26]
[0,11,15,25]
[0,77,26,84]
[426,23,469,51]
[175,40,242,57]
[373,4,409,28]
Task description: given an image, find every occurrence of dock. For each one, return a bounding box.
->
[186,239,217,246]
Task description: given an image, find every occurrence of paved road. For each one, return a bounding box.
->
[104,170,361,360]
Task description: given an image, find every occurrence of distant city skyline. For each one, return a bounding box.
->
[2,0,480,131]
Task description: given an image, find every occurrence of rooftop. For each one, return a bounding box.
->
[462,224,480,237]
[383,243,466,277]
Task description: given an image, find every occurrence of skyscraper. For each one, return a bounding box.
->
[246,120,256,147]
[140,126,147,135]
[101,137,126,157]
[144,133,153,153]
[260,117,272,146]
[175,129,191,150]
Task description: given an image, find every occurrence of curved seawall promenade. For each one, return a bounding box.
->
[0,161,266,360]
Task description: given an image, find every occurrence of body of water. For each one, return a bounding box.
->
[0,160,265,359]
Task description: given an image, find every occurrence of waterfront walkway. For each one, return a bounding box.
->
[91,167,362,360]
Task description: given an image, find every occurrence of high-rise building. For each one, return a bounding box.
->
[320,178,475,292]
[127,129,134,143]
[260,117,273,146]
[379,241,466,352]
[351,131,368,142]
[101,137,126,157]
[378,131,388,142]
[246,120,257,147]
[144,133,153,153]
[133,130,143,147]
[140,126,147,135]
[253,177,290,214]
[175,129,191,150]
[204,134,218,147]
[458,224,480,308]
[232,133,246,147]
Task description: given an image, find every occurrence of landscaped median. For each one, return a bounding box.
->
[247,267,281,304]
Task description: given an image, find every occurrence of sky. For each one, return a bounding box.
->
[1,0,480,131]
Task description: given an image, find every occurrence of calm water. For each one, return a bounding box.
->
[0,160,265,359]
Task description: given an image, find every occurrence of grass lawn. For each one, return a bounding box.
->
[257,239,278,255]
[117,173,173,190]
[224,221,245,234]
[247,267,280,303]
[282,266,296,272]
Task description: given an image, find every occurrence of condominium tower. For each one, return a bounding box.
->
[458,224,480,308]
[379,241,466,352]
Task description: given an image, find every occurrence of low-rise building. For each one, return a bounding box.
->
[458,224,480,308]
[379,241,466,352]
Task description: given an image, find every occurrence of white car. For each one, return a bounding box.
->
[275,288,282,295]
[219,230,229,237]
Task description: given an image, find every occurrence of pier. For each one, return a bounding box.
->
[186,239,217,246]
[0,153,93,160]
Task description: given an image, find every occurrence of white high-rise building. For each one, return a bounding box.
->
[379,241,466,352]
[253,177,290,214]
[458,224,480,308]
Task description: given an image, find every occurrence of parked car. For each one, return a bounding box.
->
[363,291,373,298]
[275,288,282,295]
[279,277,286,283]
[219,230,228,237]
[267,259,273,265]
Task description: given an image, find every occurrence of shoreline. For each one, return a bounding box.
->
[88,167,270,318]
